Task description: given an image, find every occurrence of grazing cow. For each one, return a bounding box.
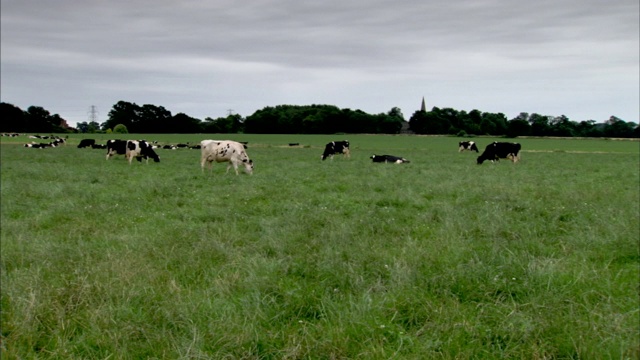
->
[106,139,128,160]
[200,140,253,175]
[78,139,95,148]
[370,155,410,164]
[477,142,521,164]
[126,140,160,164]
[91,143,107,149]
[459,141,479,153]
[321,140,350,160]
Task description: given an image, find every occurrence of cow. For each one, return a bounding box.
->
[477,142,521,164]
[91,143,107,149]
[24,142,52,148]
[321,140,350,161]
[459,141,479,153]
[370,155,410,164]
[200,140,253,175]
[125,140,160,164]
[78,139,95,148]
[106,139,127,160]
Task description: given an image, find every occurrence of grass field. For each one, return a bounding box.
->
[1,134,639,359]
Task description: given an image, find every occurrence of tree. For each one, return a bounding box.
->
[113,124,129,134]
[0,102,26,132]
[528,113,552,136]
[103,101,139,131]
[77,121,100,133]
[603,116,637,138]
[387,107,404,121]
[506,118,531,137]
[549,115,576,137]
[171,113,203,133]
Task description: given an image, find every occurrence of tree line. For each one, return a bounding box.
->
[1,100,638,138]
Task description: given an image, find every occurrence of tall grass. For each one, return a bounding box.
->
[1,134,638,358]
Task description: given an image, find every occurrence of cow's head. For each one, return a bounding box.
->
[141,146,161,163]
[243,159,254,174]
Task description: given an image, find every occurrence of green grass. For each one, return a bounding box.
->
[1,134,639,359]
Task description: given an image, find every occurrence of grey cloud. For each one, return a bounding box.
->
[1,0,637,125]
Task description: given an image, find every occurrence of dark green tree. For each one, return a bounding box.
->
[103,101,139,131]
[506,118,531,137]
[549,115,576,137]
[0,102,26,132]
[603,116,637,138]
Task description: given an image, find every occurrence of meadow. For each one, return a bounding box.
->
[1,134,638,359]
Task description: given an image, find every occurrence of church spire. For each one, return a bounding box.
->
[421,96,426,112]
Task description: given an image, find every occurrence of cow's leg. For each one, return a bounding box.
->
[200,156,207,173]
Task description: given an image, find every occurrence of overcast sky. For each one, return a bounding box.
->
[1,0,638,128]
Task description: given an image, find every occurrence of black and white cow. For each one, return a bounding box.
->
[321,140,350,161]
[477,142,521,164]
[106,139,127,160]
[78,139,96,148]
[24,142,52,148]
[459,141,479,153]
[370,155,410,164]
[91,143,107,149]
[126,140,160,164]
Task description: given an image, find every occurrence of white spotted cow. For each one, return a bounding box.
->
[200,140,254,175]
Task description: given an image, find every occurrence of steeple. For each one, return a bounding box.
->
[421,97,426,112]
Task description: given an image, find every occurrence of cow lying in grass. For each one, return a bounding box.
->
[370,155,410,164]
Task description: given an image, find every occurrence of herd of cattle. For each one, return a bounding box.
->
[17,135,522,174]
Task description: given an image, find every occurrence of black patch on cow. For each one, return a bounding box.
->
[78,139,96,148]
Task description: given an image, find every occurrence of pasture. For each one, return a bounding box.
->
[1,134,639,359]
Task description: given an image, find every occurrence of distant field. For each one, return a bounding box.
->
[1,134,639,359]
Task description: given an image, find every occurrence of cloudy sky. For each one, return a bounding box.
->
[1,0,638,128]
